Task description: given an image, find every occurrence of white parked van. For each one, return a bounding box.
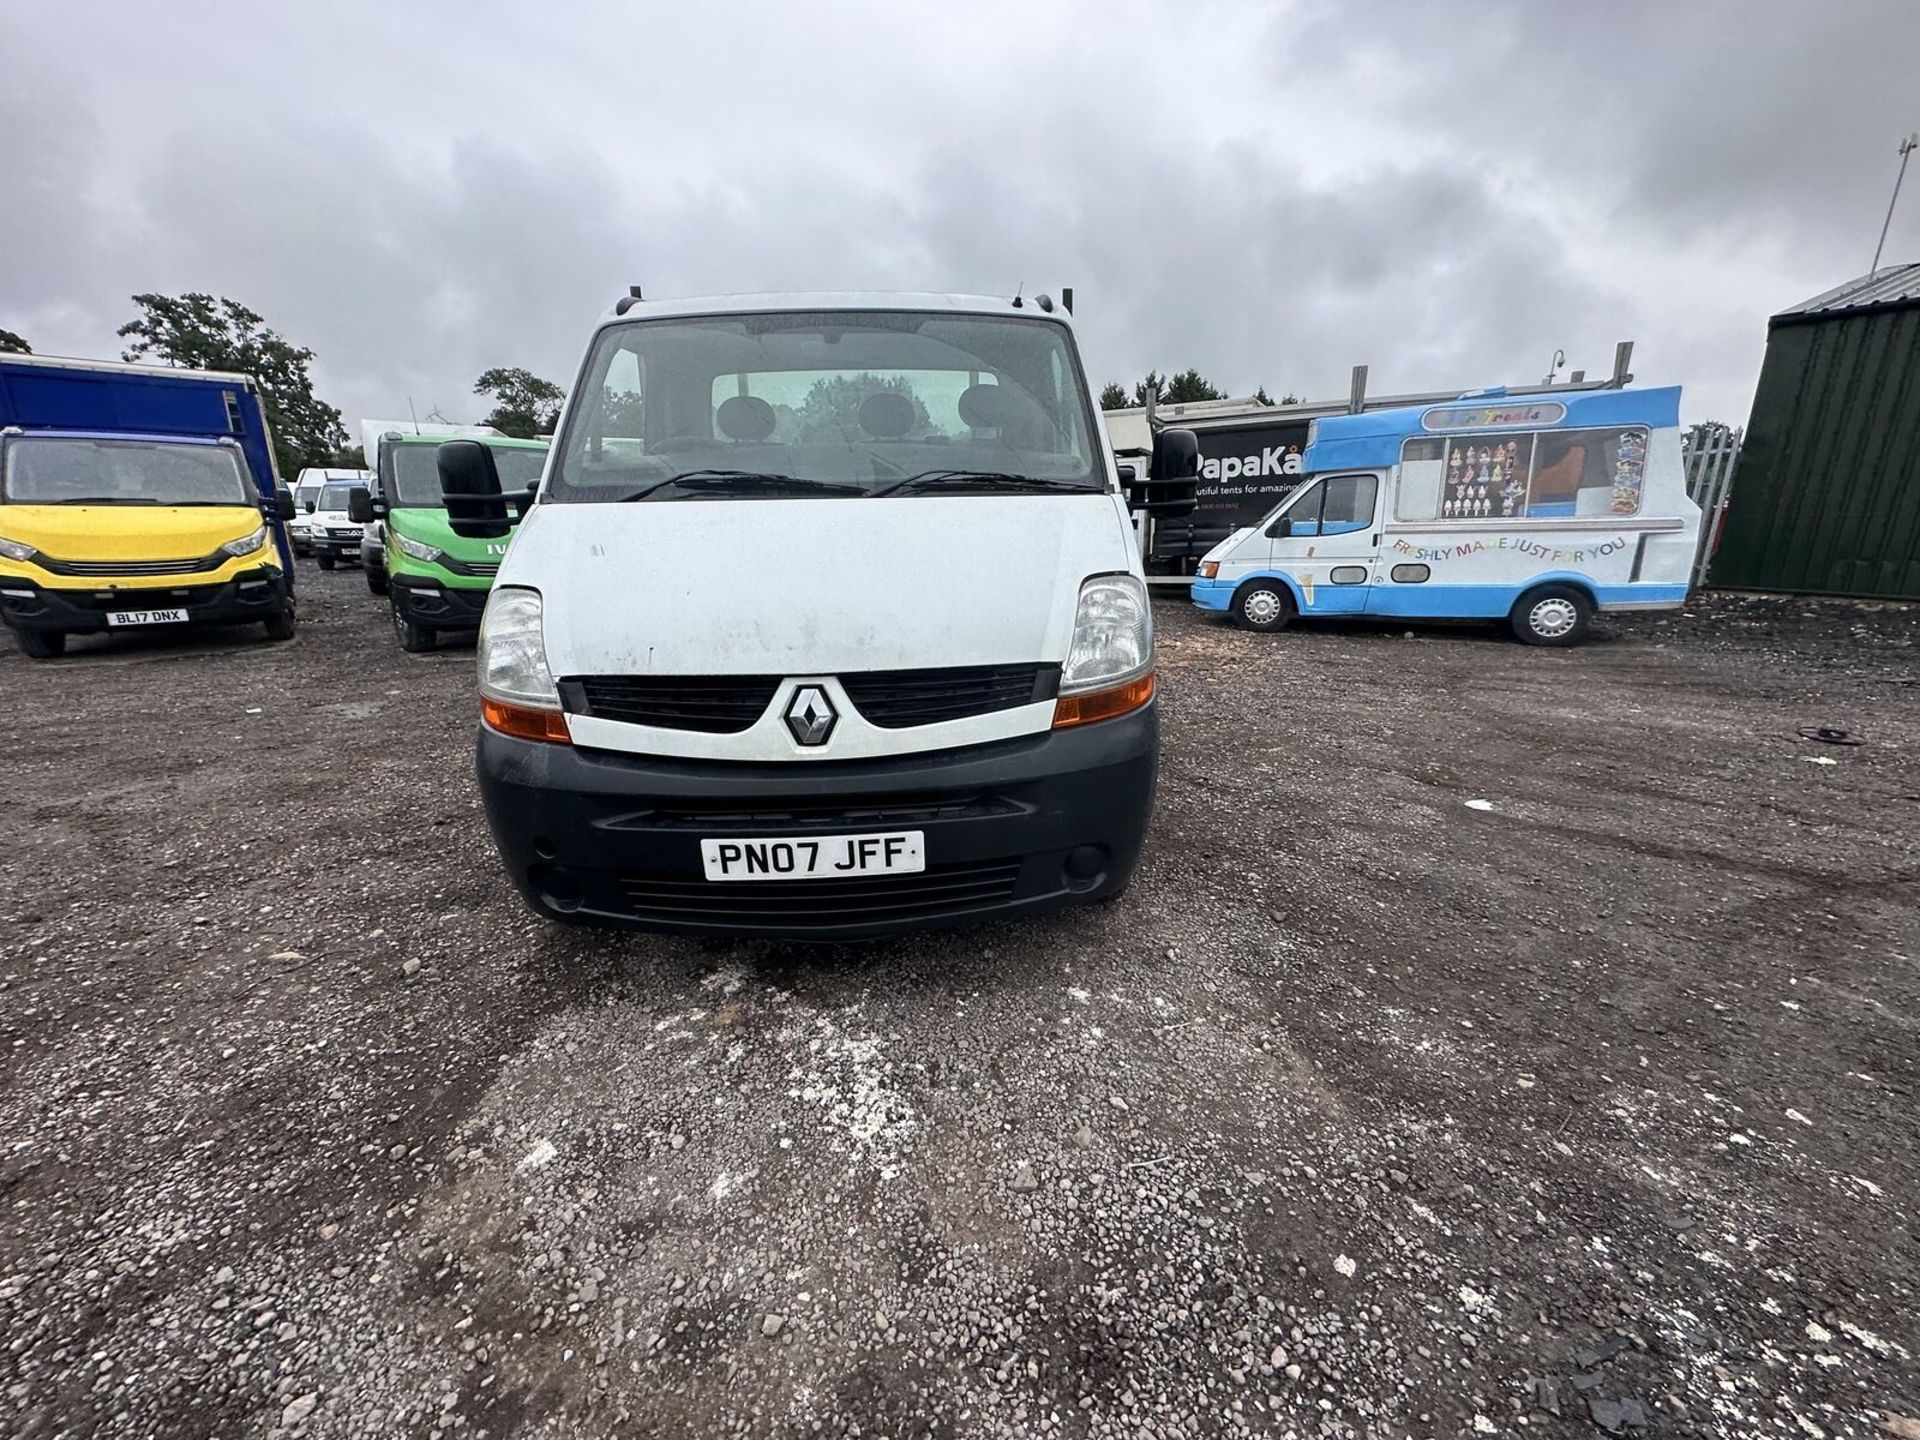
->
[303,472,373,569]
[1190,387,1700,644]
[436,291,1198,938]
[290,466,364,555]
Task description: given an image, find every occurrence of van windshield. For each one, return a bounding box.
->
[550,310,1103,501]
[388,442,548,506]
[318,483,359,511]
[2,437,254,506]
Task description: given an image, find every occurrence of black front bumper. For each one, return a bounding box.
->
[476,703,1159,939]
[393,577,489,631]
[0,568,290,635]
[312,532,364,562]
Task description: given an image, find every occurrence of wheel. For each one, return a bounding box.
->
[263,606,297,642]
[366,565,389,597]
[1510,584,1592,646]
[316,554,336,571]
[1232,579,1292,632]
[391,598,436,653]
[15,628,66,659]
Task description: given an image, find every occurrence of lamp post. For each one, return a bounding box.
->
[1871,132,1918,276]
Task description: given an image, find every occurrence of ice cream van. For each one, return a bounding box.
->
[1188,386,1699,645]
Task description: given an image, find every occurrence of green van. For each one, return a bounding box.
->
[352,432,548,652]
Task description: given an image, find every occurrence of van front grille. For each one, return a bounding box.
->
[564,664,1057,734]
[616,859,1023,927]
[37,554,223,577]
[840,664,1057,727]
[565,676,783,733]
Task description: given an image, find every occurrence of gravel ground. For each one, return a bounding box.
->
[2,569,1916,1439]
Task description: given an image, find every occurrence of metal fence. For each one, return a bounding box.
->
[1682,425,1742,588]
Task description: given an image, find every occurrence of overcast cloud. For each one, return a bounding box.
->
[3,1,1917,431]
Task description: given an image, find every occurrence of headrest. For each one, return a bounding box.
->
[857,390,916,439]
[716,394,776,442]
[957,383,1010,430]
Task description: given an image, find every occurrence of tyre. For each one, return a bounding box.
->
[391,598,435,653]
[316,554,336,571]
[15,628,66,660]
[366,565,389,597]
[1232,579,1292,632]
[263,606,297,642]
[1510,584,1592,646]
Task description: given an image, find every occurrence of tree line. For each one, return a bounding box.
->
[1098,370,1299,410]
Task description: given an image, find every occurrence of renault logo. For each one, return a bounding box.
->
[784,685,837,746]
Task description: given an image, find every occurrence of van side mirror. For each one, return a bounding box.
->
[1266,516,1292,539]
[347,486,380,524]
[304,499,316,513]
[273,487,296,521]
[1126,427,1200,517]
[438,439,513,539]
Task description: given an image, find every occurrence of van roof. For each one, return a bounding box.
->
[1303,385,1681,472]
[600,291,1077,326]
[383,432,548,448]
[4,427,237,447]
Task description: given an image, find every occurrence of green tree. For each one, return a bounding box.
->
[1163,368,1222,404]
[1253,386,1301,406]
[1130,371,1166,407]
[794,374,930,441]
[334,444,367,469]
[0,327,30,355]
[117,294,346,480]
[474,366,566,439]
[1099,382,1129,411]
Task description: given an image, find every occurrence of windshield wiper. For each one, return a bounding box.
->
[55,496,161,504]
[866,470,1092,498]
[616,470,866,502]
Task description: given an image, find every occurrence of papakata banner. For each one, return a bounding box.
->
[1190,420,1312,527]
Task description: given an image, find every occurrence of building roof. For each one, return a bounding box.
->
[1774,262,1920,322]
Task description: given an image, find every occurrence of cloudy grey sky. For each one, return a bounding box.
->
[3,1,1916,431]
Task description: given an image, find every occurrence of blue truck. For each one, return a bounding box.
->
[0,355,299,657]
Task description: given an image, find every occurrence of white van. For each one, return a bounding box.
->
[435,291,1198,938]
[303,471,373,569]
[289,466,356,555]
[1190,387,1700,644]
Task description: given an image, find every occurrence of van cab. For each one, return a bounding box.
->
[350,432,548,652]
[434,291,1198,938]
[0,427,297,658]
[1190,387,1700,645]
[290,466,367,557]
[303,471,373,569]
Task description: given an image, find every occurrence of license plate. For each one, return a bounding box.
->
[105,608,189,627]
[700,831,925,882]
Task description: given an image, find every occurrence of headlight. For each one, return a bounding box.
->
[1198,560,1219,579]
[220,526,268,558]
[478,586,559,708]
[394,533,443,563]
[1059,573,1152,693]
[0,535,36,563]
